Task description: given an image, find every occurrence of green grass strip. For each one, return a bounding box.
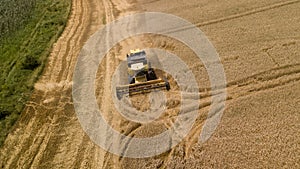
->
[0,0,72,146]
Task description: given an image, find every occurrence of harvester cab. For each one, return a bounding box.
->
[116,49,170,100]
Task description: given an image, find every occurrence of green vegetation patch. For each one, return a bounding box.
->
[0,0,72,146]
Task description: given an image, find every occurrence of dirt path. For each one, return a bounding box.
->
[0,0,106,168]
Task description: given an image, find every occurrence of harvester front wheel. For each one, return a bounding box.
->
[166,81,171,91]
[147,68,157,80]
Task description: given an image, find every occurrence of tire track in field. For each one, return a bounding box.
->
[161,0,300,35]
[156,63,300,167]
[98,0,123,168]
[201,63,300,114]
[47,0,84,83]
[175,63,300,158]
[96,0,145,167]
[197,0,300,27]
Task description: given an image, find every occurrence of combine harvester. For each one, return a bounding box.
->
[116,49,170,100]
